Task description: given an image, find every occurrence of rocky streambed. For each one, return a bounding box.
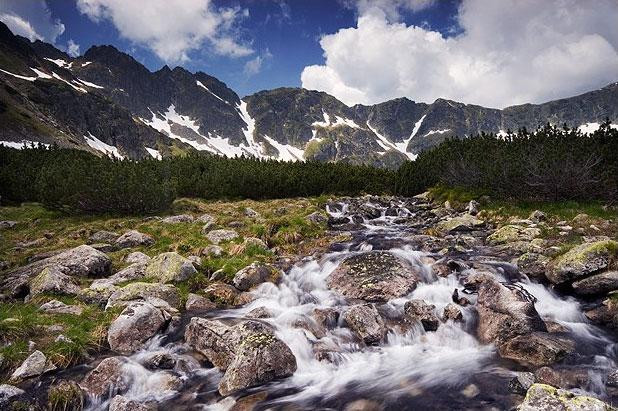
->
[2,195,618,410]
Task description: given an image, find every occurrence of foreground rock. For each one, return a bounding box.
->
[206,229,239,244]
[498,332,575,367]
[107,302,172,354]
[185,318,297,395]
[145,252,197,283]
[1,245,111,297]
[125,252,151,265]
[519,383,612,410]
[546,240,617,284]
[572,271,618,296]
[327,252,419,302]
[10,350,55,381]
[487,225,540,245]
[233,263,280,291]
[0,384,24,407]
[80,357,128,398]
[436,215,485,233]
[343,304,386,344]
[29,266,81,297]
[470,273,546,344]
[109,395,154,411]
[404,299,440,331]
[115,230,155,249]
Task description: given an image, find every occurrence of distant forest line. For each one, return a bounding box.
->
[1,122,616,214]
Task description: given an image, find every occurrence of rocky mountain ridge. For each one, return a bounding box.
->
[1,22,617,166]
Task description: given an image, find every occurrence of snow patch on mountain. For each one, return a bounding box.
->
[77,78,104,89]
[30,68,52,79]
[263,135,305,162]
[0,68,36,81]
[424,129,451,137]
[145,147,162,160]
[52,72,87,93]
[196,80,229,105]
[81,61,92,67]
[44,58,72,69]
[84,132,124,159]
[311,111,361,129]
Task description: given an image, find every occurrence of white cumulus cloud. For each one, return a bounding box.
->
[0,0,64,43]
[67,39,81,57]
[76,0,253,63]
[302,0,618,108]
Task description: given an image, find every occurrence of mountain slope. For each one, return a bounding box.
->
[1,22,617,166]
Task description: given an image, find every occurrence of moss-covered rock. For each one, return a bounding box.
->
[547,240,618,284]
[487,225,541,245]
[518,383,613,410]
[106,282,181,309]
[145,252,197,283]
[436,215,485,233]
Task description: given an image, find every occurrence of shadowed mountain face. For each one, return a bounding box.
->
[1,21,617,166]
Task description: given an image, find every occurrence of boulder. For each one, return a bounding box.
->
[47,380,83,411]
[233,263,280,291]
[242,237,268,250]
[508,372,536,394]
[518,383,611,411]
[470,273,546,344]
[0,220,17,230]
[125,252,151,265]
[247,306,273,319]
[80,357,128,398]
[106,282,181,309]
[29,266,81,297]
[313,308,339,329]
[487,225,541,245]
[327,252,420,302]
[529,210,547,223]
[145,252,197,283]
[306,211,328,225]
[109,395,154,411]
[572,271,618,296]
[197,214,215,224]
[206,229,239,244]
[517,253,551,280]
[39,299,83,315]
[244,208,260,218]
[108,302,170,354]
[89,230,120,244]
[467,200,480,216]
[161,214,194,223]
[343,304,386,344]
[115,230,155,249]
[185,318,240,369]
[185,293,217,311]
[200,245,223,257]
[442,303,463,322]
[217,321,296,396]
[498,332,575,367]
[10,350,55,380]
[546,240,617,284]
[0,384,24,407]
[91,263,148,287]
[436,215,485,233]
[404,300,440,331]
[79,282,119,306]
[203,282,240,306]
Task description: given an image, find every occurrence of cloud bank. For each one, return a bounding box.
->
[302,0,618,108]
[77,0,253,63]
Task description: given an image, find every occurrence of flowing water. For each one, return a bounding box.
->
[79,199,617,410]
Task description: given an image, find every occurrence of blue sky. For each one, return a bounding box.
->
[1,1,617,107]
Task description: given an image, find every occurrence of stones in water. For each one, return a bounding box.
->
[327,251,420,302]
[184,318,297,395]
[233,263,280,291]
[115,230,155,249]
[518,383,612,410]
[404,299,440,331]
[498,332,575,367]
[206,229,239,244]
[442,303,463,322]
[185,293,216,311]
[572,271,618,296]
[107,302,172,354]
[109,395,154,411]
[508,372,536,394]
[342,303,386,344]
[436,215,485,233]
[546,240,618,284]
[517,253,551,280]
[80,357,128,398]
[145,252,197,283]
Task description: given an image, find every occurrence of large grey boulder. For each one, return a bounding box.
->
[80,357,128,398]
[107,302,171,354]
[206,229,239,244]
[546,240,617,284]
[106,282,181,309]
[342,304,386,344]
[519,383,612,411]
[40,299,83,315]
[125,252,151,265]
[145,252,197,283]
[233,263,280,291]
[572,271,618,296]
[498,332,575,367]
[89,230,120,244]
[115,230,155,249]
[327,252,419,302]
[185,318,297,396]
[469,273,546,344]
[436,215,485,233]
[1,245,111,297]
[161,214,194,224]
[29,266,81,297]
[91,263,148,288]
[10,350,55,381]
